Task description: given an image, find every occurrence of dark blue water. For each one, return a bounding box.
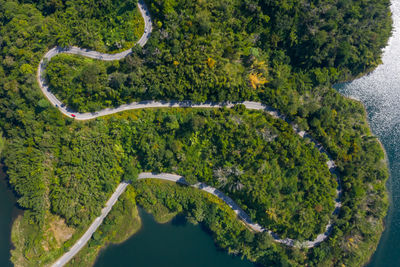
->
[336,2,400,266]
[94,208,255,267]
[0,168,17,267]
[3,0,400,264]
[95,1,400,263]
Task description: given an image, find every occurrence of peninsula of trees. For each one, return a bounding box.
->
[0,0,391,266]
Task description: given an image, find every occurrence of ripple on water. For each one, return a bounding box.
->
[335,1,400,266]
[337,0,400,137]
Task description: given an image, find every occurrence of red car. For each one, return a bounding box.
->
[71,114,76,118]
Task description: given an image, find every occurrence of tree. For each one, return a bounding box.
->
[123,157,139,182]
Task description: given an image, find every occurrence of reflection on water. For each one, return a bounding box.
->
[3,0,400,264]
[335,1,400,266]
[95,208,255,267]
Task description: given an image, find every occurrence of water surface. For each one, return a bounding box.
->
[95,208,255,267]
[3,0,400,265]
[95,0,400,263]
[0,168,17,267]
[335,1,400,265]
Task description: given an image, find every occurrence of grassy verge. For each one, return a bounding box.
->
[66,187,141,267]
[10,211,81,267]
[10,187,140,267]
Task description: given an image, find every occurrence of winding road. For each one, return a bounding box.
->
[46,1,342,266]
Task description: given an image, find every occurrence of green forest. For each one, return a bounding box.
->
[0,0,392,266]
[21,0,144,52]
[46,0,392,112]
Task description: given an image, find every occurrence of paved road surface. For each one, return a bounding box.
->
[52,182,130,267]
[50,1,151,266]
[45,1,342,265]
[37,0,152,118]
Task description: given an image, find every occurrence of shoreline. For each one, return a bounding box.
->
[335,95,391,267]
[333,68,392,267]
[0,168,22,243]
[336,90,390,164]
[90,212,142,267]
[67,189,142,267]
[1,0,391,264]
[0,167,21,266]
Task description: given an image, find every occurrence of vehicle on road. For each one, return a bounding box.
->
[71,114,76,118]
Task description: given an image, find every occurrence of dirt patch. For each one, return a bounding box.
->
[48,215,75,246]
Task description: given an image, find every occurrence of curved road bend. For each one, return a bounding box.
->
[137,156,339,248]
[45,0,342,266]
[51,1,152,266]
[52,182,130,267]
[49,103,342,267]
[37,0,152,115]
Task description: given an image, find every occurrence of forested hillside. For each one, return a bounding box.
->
[45,0,391,112]
[21,0,144,51]
[0,0,391,266]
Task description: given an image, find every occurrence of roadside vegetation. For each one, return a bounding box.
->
[8,106,336,254]
[135,180,273,264]
[66,187,141,267]
[23,0,144,52]
[0,0,391,266]
[45,0,391,112]
[10,212,79,267]
[107,107,336,240]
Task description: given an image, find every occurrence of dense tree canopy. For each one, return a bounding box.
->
[46,0,391,112]
[0,0,391,266]
[109,108,336,239]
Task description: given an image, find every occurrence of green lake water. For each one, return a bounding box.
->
[3,1,400,266]
[94,0,400,262]
[94,208,255,267]
[334,1,400,266]
[0,169,17,267]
